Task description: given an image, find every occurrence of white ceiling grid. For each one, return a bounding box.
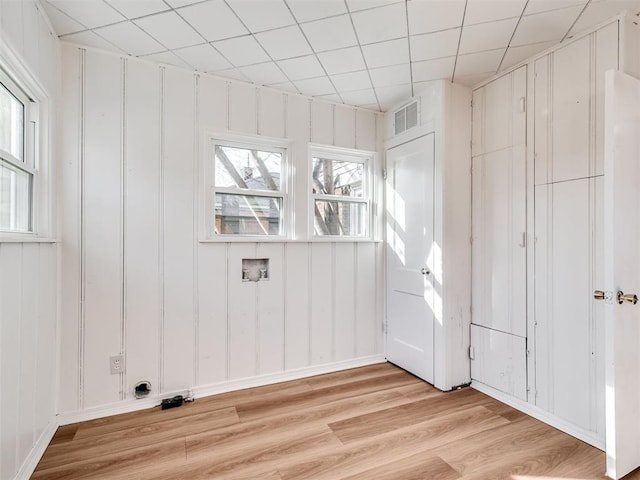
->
[40,0,640,112]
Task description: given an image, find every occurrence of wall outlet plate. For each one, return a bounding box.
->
[110,355,125,375]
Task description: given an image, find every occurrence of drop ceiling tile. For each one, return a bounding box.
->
[174,43,232,71]
[268,81,300,93]
[277,55,325,80]
[212,67,250,82]
[454,48,504,77]
[376,84,412,110]
[369,63,410,88]
[105,0,168,19]
[362,38,409,69]
[135,11,203,49]
[48,0,125,28]
[511,5,583,46]
[316,93,343,103]
[331,70,372,92]
[255,26,312,60]
[226,0,295,32]
[40,1,84,35]
[95,21,166,56]
[300,15,358,52]
[411,56,455,82]
[499,40,556,71]
[179,0,248,42]
[410,28,460,62]
[464,0,526,25]
[293,76,336,96]
[340,88,378,106]
[407,0,465,35]
[347,0,402,12]
[351,2,407,44]
[62,30,125,53]
[569,0,640,36]
[317,46,366,75]
[141,50,192,69]
[239,62,289,85]
[212,35,270,66]
[524,0,587,15]
[164,0,201,6]
[453,72,494,87]
[459,17,519,54]
[287,0,348,22]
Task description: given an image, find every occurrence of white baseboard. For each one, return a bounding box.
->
[58,355,386,426]
[15,420,58,480]
[471,380,605,450]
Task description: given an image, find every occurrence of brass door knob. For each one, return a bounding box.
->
[594,290,605,301]
[617,291,638,305]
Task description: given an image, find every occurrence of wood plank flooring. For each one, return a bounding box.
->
[32,363,637,479]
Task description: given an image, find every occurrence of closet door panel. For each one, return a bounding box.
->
[510,65,527,148]
[482,74,510,154]
[552,36,591,183]
[472,147,526,337]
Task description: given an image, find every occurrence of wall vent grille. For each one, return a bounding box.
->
[394,100,419,136]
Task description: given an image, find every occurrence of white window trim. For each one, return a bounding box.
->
[0,40,51,242]
[201,132,293,242]
[309,144,374,240]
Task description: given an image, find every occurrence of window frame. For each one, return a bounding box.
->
[204,133,292,241]
[309,145,373,240]
[0,66,38,236]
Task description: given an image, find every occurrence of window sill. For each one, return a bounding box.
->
[199,237,382,244]
[0,234,57,243]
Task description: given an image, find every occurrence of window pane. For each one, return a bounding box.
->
[314,200,366,237]
[215,193,281,235]
[0,158,31,232]
[215,145,281,191]
[0,81,24,162]
[312,158,363,198]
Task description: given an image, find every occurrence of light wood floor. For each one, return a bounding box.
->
[33,363,638,479]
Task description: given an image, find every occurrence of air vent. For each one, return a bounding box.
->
[394,100,419,136]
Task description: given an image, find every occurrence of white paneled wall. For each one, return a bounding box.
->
[0,2,59,479]
[59,44,383,417]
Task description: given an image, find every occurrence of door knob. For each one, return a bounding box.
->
[617,291,638,305]
[594,290,614,303]
[594,290,605,300]
[420,267,431,276]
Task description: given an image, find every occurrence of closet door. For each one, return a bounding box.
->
[471,66,527,396]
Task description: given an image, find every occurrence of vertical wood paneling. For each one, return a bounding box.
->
[229,83,257,134]
[552,36,591,183]
[471,87,484,157]
[355,109,376,151]
[228,244,257,379]
[334,105,355,149]
[310,243,334,364]
[356,243,377,356]
[286,94,310,240]
[197,244,228,384]
[198,75,227,132]
[258,89,285,139]
[594,22,618,176]
[534,55,550,185]
[124,59,161,398]
[162,68,196,392]
[311,101,333,145]
[257,243,285,374]
[334,243,355,361]
[59,45,81,413]
[82,50,123,408]
[35,244,57,438]
[284,243,310,369]
[18,244,38,462]
[0,244,22,479]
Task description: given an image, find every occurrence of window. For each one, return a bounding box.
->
[311,147,372,238]
[0,70,34,233]
[209,138,288,237]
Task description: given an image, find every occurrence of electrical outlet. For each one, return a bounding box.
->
[110,355,125,375]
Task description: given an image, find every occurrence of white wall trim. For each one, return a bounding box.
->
[14,421,57,480]
[471,381,605,450]
[58,355,386,426]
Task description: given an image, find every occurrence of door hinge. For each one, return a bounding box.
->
[469,346,475,360]
[382,168,387,180]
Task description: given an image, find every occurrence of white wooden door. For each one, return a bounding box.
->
[385,134,435,383]
[603,70,640,479]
